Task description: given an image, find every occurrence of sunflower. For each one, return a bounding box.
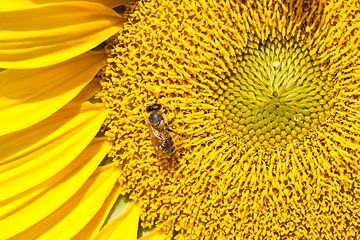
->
[99,0,360,239]
[0,1,165,239]
[1,0,360,239]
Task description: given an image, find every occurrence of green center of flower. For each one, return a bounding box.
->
[216,38,331,145]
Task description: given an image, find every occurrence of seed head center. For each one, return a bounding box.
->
[216,38,331,145]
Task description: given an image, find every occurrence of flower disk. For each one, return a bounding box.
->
[99,0,360,239]
[219,38,331,146]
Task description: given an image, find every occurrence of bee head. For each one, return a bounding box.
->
[146,104,162,112]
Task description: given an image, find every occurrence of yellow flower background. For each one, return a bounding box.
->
[0,0,359,239]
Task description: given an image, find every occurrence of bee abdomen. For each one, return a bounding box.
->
[159,136,176,155]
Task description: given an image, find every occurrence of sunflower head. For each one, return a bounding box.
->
[99,0,360,238]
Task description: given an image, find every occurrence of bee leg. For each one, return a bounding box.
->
[166,116,176,126]
[166,128,185,137]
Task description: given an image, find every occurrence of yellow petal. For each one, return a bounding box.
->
[94,202,141,240]
[6,165,120,240]
[0,2,126,69]
[0,101,107,201]
[0,51,106,135]
[0,137,112,239]
[73,77,103,103]
[138,228,167,240]
[73,183,121,240]
[0,0,130,9]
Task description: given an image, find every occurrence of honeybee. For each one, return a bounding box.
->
[146,103,177,158]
